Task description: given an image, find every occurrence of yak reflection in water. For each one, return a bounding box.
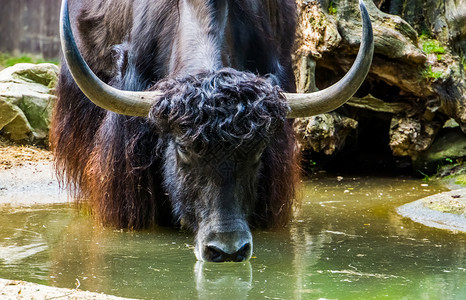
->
[194,262,252,299]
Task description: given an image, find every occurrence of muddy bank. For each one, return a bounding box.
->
[398,189,466,232]
[0,278,135,300]
[0,161,67,207]
[0,137,66,207]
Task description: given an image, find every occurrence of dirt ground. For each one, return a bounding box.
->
[0,137,66,207]
[0,137,52,170]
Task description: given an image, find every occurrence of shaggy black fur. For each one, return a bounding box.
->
[51,0,299,232]
[150,68,289,154]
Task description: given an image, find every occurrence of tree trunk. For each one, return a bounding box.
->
[294,0,466,172]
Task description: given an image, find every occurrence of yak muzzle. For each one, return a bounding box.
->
[196,227,253,262]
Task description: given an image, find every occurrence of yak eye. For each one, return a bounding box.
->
[177,144,187,154]
[176,144,190,163]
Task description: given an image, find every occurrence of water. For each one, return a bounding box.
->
[1,176,465,299]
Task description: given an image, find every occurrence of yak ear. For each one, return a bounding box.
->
[263,73,281,86]
[110,43,130,88]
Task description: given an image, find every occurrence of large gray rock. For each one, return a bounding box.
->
[397,189,466,232]
[413,128,466,174]
[0,63,58,142]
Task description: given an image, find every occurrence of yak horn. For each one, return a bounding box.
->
[285,0,374,118]
[59,0,160,117]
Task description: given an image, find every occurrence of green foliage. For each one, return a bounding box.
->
[417,170,430,182]
[328,1,337,15]
[418,36,448,79]
[461,55,466,73]
[419,31,433,39]
[423,65,443,80]
[304,159,320,174]
[0,52,58,69]
[419,37,445,55]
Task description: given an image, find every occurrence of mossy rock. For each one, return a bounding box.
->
[413,128,466,174]
[0,63,58,142]
[423,195,466,215]
[398,189,466,232]
[453,174,466,186]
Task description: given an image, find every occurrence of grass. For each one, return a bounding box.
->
[417,35,448,80]
[0,52,58,69]
[328,1,337,15]
[424,65,443,80]
[419,35,446,56]
[422,39,445,55]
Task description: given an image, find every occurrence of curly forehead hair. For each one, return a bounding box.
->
[149,68,290,150]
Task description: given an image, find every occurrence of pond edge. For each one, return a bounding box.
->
[397,189,466,232]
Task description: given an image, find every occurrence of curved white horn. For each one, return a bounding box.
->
[285,0,374,118]
[60,0,161,117]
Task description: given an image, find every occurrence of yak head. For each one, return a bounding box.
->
[149,69,288,261]
[59,0,373,262]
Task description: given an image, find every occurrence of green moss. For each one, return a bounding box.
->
[461,55,466,73]
[423,197,466,215]
[0,52,58,69]
[419,37,445,55]
[419,31,433,39]
[417,170,431,181]
[455,175,466,186]
[328,1,337,15]
[423,65,443,79]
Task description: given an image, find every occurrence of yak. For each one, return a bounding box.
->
[52,0,373,262]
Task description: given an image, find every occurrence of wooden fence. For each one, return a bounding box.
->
[0,0,61,59]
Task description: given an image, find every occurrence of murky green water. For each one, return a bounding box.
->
[1,176,466,299]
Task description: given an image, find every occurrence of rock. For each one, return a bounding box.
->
[294,112,358,155]
[0,63,58,142]
[397,188,466,232]
[389,114,445,157]
[413,128,466,174]
[293,0,466,173]
[0,278,136,300]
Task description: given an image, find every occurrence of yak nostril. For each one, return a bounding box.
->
[205,243,251,262]
[234,243,251,262]
[206,246,226,262]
